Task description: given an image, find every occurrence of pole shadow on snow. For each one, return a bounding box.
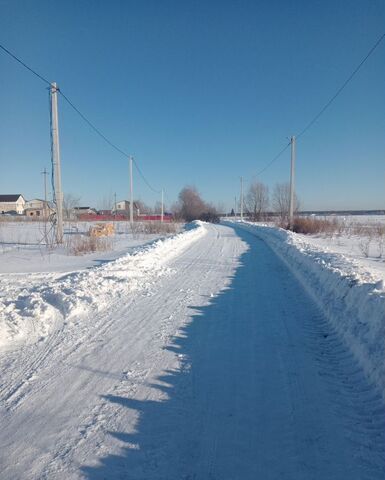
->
[81,226,385,480]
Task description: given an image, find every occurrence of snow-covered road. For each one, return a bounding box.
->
[0,223,383,479]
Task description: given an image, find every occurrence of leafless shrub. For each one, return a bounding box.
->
[272,182,300,226]
[65,235,112,255]
[130,221,178,238]
[146,222,177,234]
[374,223,385,258]
[291,217,340,235]
[358,235,372,258]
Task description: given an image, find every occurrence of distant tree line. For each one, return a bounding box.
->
[242,181,300,227]
[171,186,220,223]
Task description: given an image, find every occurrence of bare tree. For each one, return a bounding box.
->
[170,200,183,221]
[178,186,207,221]
[135,200,151,215]
[63,194,81,220]
[245,181,269,221]
[272,182,300,226]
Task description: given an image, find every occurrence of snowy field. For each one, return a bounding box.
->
[238,214,385,281]
[302,214,385,281]
[0,220,179,274]
[0,220,384,478]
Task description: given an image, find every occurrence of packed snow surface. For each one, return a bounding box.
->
[231,221,385,398]
[0,222,203,350]
[0,222,383,479]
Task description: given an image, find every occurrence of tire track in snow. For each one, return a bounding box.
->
[36,224,231,478]
[0,224,206,411]
[1,224,383,479]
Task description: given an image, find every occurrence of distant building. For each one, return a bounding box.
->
[112,200,139,216]
[24,199,53,218]
[0,194,26,214]
[73,207,97,217]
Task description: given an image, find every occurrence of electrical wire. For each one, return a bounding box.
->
[251,32,384,177]
[59,92,163,195]
[133,158,161,194]
[0,43,51,86]
[2,33,384,188]
[59,93,162,195]
[254,142,291,177]
[296,32,385,139]
[58,91,132,158]
[0,42,163,196]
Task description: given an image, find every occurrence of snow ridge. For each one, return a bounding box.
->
[0,222,206,351]
[230,221,385,398]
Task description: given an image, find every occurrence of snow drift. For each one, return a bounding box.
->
[230,221,385,398]
[0,222,206,351]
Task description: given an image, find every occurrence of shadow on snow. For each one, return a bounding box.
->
[80,227,385,480]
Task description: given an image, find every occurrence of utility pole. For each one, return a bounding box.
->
[129,156,134,224]
[240,177,244,221]
[289,135,296,229]
[234,196,237,218]
[114,192,117,221]
[50,82,64,244]
[41,167,48,244]
[161,188,164,223]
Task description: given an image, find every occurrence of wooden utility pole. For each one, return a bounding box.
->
[289,135,296,229]
[50,82,64,243]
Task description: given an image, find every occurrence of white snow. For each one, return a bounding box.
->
[230,220,385,399]
[0,221,205,351]
[0,221,178,274]
[0,222,383,479]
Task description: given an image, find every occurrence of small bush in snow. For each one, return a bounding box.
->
[374,224,385,258]
[358,236,372,258]
[131,221,178,237]
[66,235,112,255]
[291,217,339,235]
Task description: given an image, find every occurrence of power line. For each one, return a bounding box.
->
[59,91,131,158]
[59,92,162,195]
[254,142,291,177]
[0,42,163,196]
[296,32,385,139]
[0,42,130,158]
[133,158,161,194]
[253,32,385,177]
[0,43,51,86]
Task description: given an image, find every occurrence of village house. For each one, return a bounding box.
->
[24,199,53,218]
[0,194,26,214]
[112,200,139,216]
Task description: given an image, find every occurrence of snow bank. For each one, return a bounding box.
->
[0,222,205,351]
[230,221,385,398]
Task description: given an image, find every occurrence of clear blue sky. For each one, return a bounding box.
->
[1,0,384,211]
